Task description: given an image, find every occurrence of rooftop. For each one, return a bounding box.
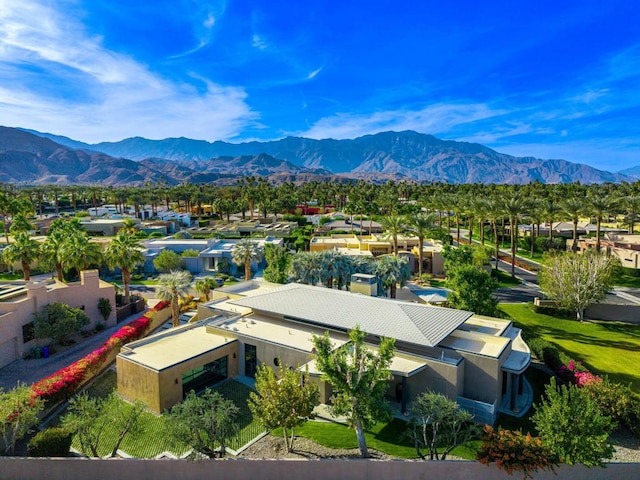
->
[229,283,473,348]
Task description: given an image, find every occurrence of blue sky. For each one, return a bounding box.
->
[1,1,640,171]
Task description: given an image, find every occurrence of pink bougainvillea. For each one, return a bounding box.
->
[556,360,601,388]
[30,304,168,405]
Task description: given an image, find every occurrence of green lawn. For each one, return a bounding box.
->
[0,272,24,280]
[491,269,522,288]
[613,272,640,288]
[500,303,640,393]
[68,373,262,457]
[284,418,477,460]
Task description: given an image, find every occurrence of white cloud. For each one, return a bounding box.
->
[0,0,256,142]
[297,103,505,140]
[306,67,322,80]
[252,34,268,50]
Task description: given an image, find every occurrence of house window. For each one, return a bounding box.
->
[182,356,228,397]
[22,322,35,343]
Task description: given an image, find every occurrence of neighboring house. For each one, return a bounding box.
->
[309,234,445,275]
[187,220,298,238]
[517,221,627,239]
[574,233,640,269]
[0,270,116,368]
[80,218,141,236]
[141,237,284,275]
[117,282,531,423]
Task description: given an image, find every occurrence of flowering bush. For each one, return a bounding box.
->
[557,360,602,387]
[31,304,168,405]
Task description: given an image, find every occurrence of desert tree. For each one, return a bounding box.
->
[248,363,319,452]
[153,249,183,272]
[538,250,618,321]
[168,388,239,458]
[312,325,395,458]
[0,383,44,455]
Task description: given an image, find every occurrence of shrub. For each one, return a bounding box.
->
[181,249,200,258]
[582,377,636,428]
[477,425,558,477]
[28,427,73,457]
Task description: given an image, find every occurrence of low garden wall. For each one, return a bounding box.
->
[533,298,640,323]
[0,458,638,480]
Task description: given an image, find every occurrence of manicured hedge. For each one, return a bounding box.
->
[28,427,73,457]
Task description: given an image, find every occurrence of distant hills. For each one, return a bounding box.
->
[3,126,631,185]
[618,165,640,180]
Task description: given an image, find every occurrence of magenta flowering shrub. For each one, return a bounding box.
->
[557,360,602,388]
[30,304,167,405]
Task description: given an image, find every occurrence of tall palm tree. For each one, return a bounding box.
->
[374,254,410,299]
[291,251,323,285]
[587,194,617,252]
[194,276,218,302]
[2,231,40,280]
[381,215,406,255]
[485,196,504,271]
[232,239,263,281]
[157,270,192,327]
[561,198,584,252]
[41,218,85,281]
[405,212,436,278]
[104,231,145,305]
[542,198,562,243]
[501,194,528,276]
[621,195,640,234]
[61,231,103,273]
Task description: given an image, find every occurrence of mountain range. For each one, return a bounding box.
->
[1,126,631,185]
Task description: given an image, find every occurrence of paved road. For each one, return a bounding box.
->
[0,309,153,390]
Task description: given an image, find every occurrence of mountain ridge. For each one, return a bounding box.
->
[10,126,631,184]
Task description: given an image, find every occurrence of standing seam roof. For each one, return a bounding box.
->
[229,283,472,347]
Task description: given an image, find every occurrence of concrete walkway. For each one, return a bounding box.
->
[0,309,153,390]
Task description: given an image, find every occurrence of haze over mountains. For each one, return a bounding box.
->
[2,126,632,186]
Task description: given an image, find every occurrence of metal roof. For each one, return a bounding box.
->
[229,283,472,347]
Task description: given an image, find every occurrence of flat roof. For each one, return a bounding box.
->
[439,330,510,358]
[229,283,473,348]
[209,313,349,353]
[303,349,428,377]
[118,325,235,371]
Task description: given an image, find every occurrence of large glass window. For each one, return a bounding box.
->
[182,356,228,396]
[245,344,257,378]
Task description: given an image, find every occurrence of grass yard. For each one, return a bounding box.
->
[286,418,477,460]
[491,269,522,287]
[500,303,640,393]
[67,372,262,457]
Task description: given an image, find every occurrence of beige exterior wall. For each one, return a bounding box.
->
[118,341,239,414]
[401,358,463,404]
[458,351,502,406]
[0,270,115,368]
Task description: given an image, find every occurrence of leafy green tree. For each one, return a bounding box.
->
[408,391,480,460]
[104,231,144,305]
[263,243,290,284]
[33,302,90,346]
[168,388,239,458]
[447,264,498,316]
[312,325,395,458]
[153,249,183,272]
[232,238,262,281]
[194,276,218,302]
[0,383,44,454]
[249,363,319,452]
[61,391,145,457]
[156,270,192,327]
[532,378,614,467]
[2,231,41,280]
[538,250,618,321]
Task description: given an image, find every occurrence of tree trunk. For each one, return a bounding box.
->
[418,236,424,278]
[56,261,64,282]
[577,307,584,322]
[245,258,251,281]
[354,418,369,458]
[572,220,578,252]
[493,222,499,270]
[390,283,397,299]
[172,298,180,327]
[123,268,131,305]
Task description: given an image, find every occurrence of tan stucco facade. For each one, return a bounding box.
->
[0,270,116,368]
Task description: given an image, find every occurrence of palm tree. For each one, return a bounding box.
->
[501,194,528,276]
[561,198,584,252]
[374,254,410,299]
[587,194,617,252]
[119,217,139,235]
[291,251,323,285]
[61,231,103,273]
[2,231,40,280]
[194,276,218,302]
[41,218,85,281]
[542,198,562,243]
[157,270,192,327]
[485,196,504,271]
[381,215,406,255]
[405,212,436,278]
[104,231,145,305]
[232,239,263,281]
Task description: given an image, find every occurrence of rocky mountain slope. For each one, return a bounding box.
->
[10,127,631,184]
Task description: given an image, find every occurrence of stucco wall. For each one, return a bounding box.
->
[458,352,501,406]
[0,458,637,480]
